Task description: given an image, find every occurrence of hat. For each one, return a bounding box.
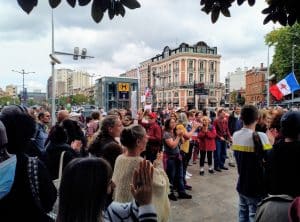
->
[280,111,300,139]
[148,112,157,119]
[0,120,8,147]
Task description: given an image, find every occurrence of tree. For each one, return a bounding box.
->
[72,94,89,105]
[230,91,237,104]
[17,0,300,26]
[265,23,300,80]
[0,96,19,106]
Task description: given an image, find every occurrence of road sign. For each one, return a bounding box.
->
[195,82,209,95]
[118,83,130,92]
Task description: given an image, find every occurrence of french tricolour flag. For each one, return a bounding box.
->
[270,72,300,100]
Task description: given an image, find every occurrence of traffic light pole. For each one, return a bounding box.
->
[50,10,94,126]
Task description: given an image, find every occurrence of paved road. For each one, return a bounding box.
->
[169,162,238,222]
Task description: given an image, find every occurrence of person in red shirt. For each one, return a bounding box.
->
[143,112,162,163]
[213,109,231,171]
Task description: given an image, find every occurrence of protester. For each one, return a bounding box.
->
[89,115,123,157]
[232,105,272,222]
[33,111,51,152]
[44,124,81,180]
[143,112,163,163]
[163,118,192,201]
[57,158,158,222]
[86,111,100,144]
[113,125,170,222]
[198,116,216,175]
[0,112,56,222]
[213,108,232,171]
[267,111,300,197]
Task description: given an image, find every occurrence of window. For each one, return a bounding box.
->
[199,73,204,82]
[210,74,214,83]
[188,91,193,96]
[199,61,204,71]
[189,60,193,69]
[169,64,171,73]
[189,73,194,83]
[210,61,214,71]
[210,91,214,96]
[175,74,178,83]
[169,76,171,83]
[174,91,178,97]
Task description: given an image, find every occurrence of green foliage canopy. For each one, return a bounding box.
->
[265,23,300,80]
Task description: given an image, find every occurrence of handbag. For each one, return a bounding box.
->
[51,151,66,216]
[53,151,66,189]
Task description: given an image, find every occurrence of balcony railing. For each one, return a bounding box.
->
[153,81,224,91]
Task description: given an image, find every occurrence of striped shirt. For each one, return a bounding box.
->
[104,201,157,222]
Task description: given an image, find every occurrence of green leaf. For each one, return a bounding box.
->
[91,0,104,23]
[115,1,126,17]
[263,13,273,25]
[120,0,141,9]
[247,0,255,6]
[78,0,91,6]
[211,7,220,23]
[221,7,231,17]
[49,0,61,8]
[99,0,110,12]
[17,0,37,14]
[66,0,76,7]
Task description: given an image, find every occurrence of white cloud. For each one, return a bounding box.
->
[0,0,278,92]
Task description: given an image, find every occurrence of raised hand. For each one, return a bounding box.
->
[131,159,154,206]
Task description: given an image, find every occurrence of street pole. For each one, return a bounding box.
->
[266,45,270,107]
[292,44,295,107]
[12,69,35,106]
[51,9,56,126]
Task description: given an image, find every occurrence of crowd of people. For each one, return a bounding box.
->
[0,104,300,222]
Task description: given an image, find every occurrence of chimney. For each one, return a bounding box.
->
[260,63,264,69]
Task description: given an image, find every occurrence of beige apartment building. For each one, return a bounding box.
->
[47,69,93,99]
[138,42,223,109]
[5,85,18,97]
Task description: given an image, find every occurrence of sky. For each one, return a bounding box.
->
[0,0,278,92]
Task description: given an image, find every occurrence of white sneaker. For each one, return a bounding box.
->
[186,171,192,177]
[185,175,191,180]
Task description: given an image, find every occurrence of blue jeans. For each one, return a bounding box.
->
[214,138,227,169]
[166,155,185,193]
[238,193,262,222]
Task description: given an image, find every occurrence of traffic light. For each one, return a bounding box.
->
[73,47,79,60]
[81,48,87,59]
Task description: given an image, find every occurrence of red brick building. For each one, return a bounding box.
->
[245,63,267,105]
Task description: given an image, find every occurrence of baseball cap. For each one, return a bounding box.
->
[148,112,157,119]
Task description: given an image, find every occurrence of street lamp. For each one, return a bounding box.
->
[50,10,94,125]
[12,69,35,106]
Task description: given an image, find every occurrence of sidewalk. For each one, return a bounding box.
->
[170,162,238,222]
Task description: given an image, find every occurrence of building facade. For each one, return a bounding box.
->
[228,67,247,92]
[139,41,223,109]
[47,69,93,99]
[5,85,18,97]
[245,63,267,105]
[94,76,138,112]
